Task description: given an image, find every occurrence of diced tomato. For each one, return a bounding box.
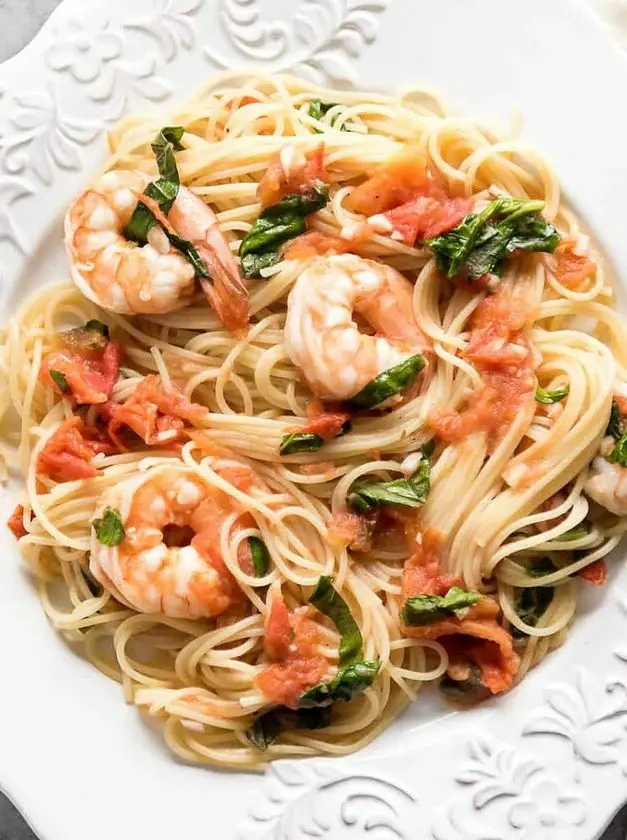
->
[37,417,112,482]
[552,241,596,290]
[464,326,531,369]
[283,227,373,260]
[615,395,627,416]
[7,504,30,539]
[257,142,328,208]
[346,147,431,216]
[383,195,472,245]
[579,559,607,586]
[256,597,329,708]
[107,375,209,448]
[470,287,531,332]
[401,528,519,696]
[40,343,121,405]
[296,400,351,440]
[328,509,375,552]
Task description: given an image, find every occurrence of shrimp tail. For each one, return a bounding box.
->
[198,247,249,337]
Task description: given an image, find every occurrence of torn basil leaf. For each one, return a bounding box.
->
[420,439,436,458]
[92,507,125,547]
[527,557,557,577]
[299,660,381,708]
[49,369,70,394]
[607,400,623,440]
[426,197,559,282]
[279,432,324,456]
[247,536,270,577]
[348,459,430,513]
[535,385,569,404]
[440,665,488,701]
[607,434,627,467]
[512,584,554,638]
[124,126,210,281]
[402,586,481,626]
[307,100,347,131]
[308,576,362,664]
[247,705,331,750]
[554,524,588,542]
[347,354,426,410]
[239,186,329,278]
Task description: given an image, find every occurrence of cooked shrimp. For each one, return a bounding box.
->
[283,254,429,401]
[90,465,258,618]
[65,171,249,332]
[585,456,627,516]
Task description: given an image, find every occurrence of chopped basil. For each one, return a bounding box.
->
[512,585,554,638]
[426,197,560,282]
[308,576,362,664]
[607,434,627,467]
[527,557,557,577]
[420,439,436,458]
[348,459,430,513]
[247,536,270,577]
[247,705,331,750]
[440,664,487,701]
[299,660,381,708]
[239,186,329,278]
[402,586,481,626]
[279,432,324,456]
[347,354,426,410]
[554,524,589,542]
[84,319,110,339]
[124,126,210,281]
[607,400,623,440]
[49,369,70,393]
[307,100,347,131]
[92,507,125,547]
[535,385,569,404]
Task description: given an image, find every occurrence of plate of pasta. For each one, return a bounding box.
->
[2,0,627,839]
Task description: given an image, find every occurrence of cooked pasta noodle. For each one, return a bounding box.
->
[1,71,625,769]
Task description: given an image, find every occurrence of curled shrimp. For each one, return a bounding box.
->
[585,456,627,516]
[65,170,249,333]
[90,465,260,618]
[283,254,429,401]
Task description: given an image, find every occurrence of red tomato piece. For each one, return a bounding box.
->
[37,417,111,482]
[579,559,607,586]
[383,195,472,245]
[7,504,30,539]
[41,342,121,405]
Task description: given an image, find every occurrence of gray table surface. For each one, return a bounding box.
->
[0,1,626,838]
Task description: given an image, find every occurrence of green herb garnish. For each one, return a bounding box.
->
[124,126,210,281]
[527,557,557,577]
[535,385,569,404]
[92,507,125,547]
[420,440,436,458]
[299,660,381,707]
[279,432,324,456]
[308,576,362,664]
[247,536,270,577]
[239,186,329,278]
[512,585,554,638]
[440,665,487,701]
[427,197,559,282]
[607,400,623,440]
[607,434,627,467]
[347,354,426,410]
[49,369,70,394]
[402,586,481,626]
[307,100,347,132]
[554,524,589,542]
[348,459,430,513]
[247,705,331,750]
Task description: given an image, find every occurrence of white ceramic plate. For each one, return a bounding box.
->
[2,1,627,838]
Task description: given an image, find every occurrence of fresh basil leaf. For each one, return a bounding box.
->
[83,570,103,597]
[607,434,627,467]
[241,251,281,278]
[307,100,346,131]
[420,440,436,458]
[554,524,588,542]
[279,432,324,456]
[247,705,331,750]
[527,557,557,577]
[348,459,430,513]
[607,400,623,440]
[347,354,426,410]
[427,197,559,282]
[299,660,381,708]
[247,536,270,577]
[536,385,569,405]
[49,369,70,394]
[512,585,553,638]
[238,186,329,277]
[151,126,185,198]
[308,576,362,664]
[92,507,125,547]
[402,585,481,626]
